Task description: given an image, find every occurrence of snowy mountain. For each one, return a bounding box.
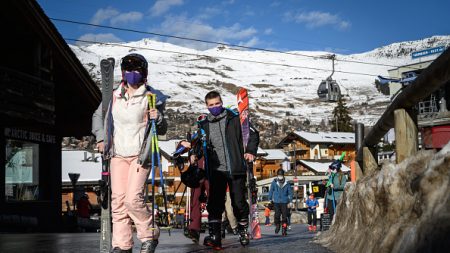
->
[71,35,450,126]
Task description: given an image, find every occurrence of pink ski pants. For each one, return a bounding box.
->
[110,156,159,249]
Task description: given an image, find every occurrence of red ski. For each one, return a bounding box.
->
[237,87,261,241]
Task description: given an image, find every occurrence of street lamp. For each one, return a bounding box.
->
[68,173,80,210]
[292,142,298,211]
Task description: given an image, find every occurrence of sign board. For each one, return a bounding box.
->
[411,46,445,59]
[321,213,332,231]
[313,186,319,193]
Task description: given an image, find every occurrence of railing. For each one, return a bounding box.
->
[356,47,450,172]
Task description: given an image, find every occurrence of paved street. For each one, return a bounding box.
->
[0,224,332,253]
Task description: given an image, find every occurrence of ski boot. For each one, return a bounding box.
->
[221,221,227,238]
[111,247,132,253]
[140,240,158,253]
[204,222,222,250]
[238,223,250,247]
[282,223,288,236]
[275,223,281,234]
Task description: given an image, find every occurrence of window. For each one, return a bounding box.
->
[5,139,39,201]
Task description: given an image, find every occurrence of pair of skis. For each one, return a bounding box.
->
[99,58,115,253]
[237,88,261,241]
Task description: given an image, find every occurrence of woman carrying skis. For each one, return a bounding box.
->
[92,53,168,253]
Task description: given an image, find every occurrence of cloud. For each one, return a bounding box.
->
[264,28,273,35]
[196,7,222,20]
[244,10,256,16]
[110,12,143,26]
[77,33,123,45]
[238,37,260,47]
[270,1,281,7]
[222,0,235,4]
[90,7,119,25]
[153,15,258,50]
[150,0,184,17]
[90,7,143,26]
[285,11,351,30]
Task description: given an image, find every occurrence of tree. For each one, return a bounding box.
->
[332,98,354,132]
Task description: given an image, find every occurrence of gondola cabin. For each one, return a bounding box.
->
[317,77,341,102]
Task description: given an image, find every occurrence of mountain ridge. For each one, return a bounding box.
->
[71,35,450,127]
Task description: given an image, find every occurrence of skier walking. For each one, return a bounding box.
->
[305,193,319,232]
[268,169,293,236]
[185,157,209,244]
[326,160,347,219]
[92,53,168,253]
[187,91,259,250]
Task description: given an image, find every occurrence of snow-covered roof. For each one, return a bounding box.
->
[159,139,267,158]
[299,160,350,173]
[62,150,101,183]
[158,139,185,158]
[294,131,355,144]
[257,147,267,156]
[262,149,288,160]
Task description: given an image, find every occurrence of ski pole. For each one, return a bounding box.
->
[149,93,171,235]
[154,127,171,235]
[332,188,336,215]
[147,94,157,237]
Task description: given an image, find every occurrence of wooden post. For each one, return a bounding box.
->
[394,109,418,164]
[363,147,378,173]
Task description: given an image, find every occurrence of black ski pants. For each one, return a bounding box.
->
[207,170,249,223]
[274,203,288,225]
[307,211,317,226]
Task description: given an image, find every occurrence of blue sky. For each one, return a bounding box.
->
[37,0,449,54]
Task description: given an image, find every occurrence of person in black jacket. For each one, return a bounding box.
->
[192,90,259,250]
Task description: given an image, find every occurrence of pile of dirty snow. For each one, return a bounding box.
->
[318,143,450,253]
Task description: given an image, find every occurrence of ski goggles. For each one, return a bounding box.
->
[121,56,146,72]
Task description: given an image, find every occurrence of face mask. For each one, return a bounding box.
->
[277,176,284,181]
[124,71,143,85]
[208,106,224,116]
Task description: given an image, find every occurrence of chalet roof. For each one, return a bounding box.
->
[294,131,355,144]
[277,131,355,148]
[159,139,268,159]
[61,150,101,184]
[261,149,288,160]
[159,139,185,159]
[299,160,350,173]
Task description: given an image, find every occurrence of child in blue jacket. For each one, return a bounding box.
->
[268,169,293,236]
[305,193,319,231]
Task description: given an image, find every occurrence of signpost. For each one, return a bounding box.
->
[411,46,445,59]
[68,173,80,210]
[293,177,298,210]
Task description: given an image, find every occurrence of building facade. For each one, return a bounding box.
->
[1,1,100,232]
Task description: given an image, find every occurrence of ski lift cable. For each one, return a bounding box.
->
[65,38,382,77]
[51,18,419,70]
